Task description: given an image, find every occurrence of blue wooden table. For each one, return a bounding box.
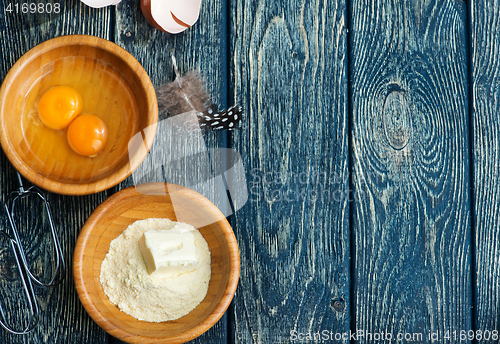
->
[1,0,499,343]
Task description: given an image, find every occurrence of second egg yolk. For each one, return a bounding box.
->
[38,86,83,129]
[67,114,108,157]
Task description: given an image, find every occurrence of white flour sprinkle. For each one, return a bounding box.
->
[100,218,211,322]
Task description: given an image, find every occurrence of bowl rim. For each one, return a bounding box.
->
[0,34,158,195]
[73,182,240,344]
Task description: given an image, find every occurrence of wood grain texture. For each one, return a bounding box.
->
[114,0,231,215]
[470,0,500,335]
[0,0,112,342]
[350,0,471,340]
[0,168,111,344]
[230,0,350,342]
[0,0,112,78]
[112,0,231,343]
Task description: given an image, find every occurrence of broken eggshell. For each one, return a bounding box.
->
[80,0,122,8]
[141,0,201,34]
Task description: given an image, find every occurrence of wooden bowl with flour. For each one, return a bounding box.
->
[73,183,240,344]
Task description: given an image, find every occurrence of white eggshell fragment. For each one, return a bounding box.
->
[141,0,202,34]
[150,2,188,34]
[80,0,122,8]
[169,0,201,27]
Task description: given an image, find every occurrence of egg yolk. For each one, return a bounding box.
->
[67,114,108,157]
[38,86,83,129]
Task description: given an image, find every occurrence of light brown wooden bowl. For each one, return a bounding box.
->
[73,183,240,344]
[0,35,157,195]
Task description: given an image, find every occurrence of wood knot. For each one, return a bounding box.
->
[331,298,345,312]
[382,84,411,150]
[0,247,20,282]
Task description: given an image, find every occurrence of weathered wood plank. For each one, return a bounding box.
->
[470,0,500,337]
[0,1,112,343]
[0,0,112,75]
[111,0,230,343]
[349,0,471,341]
[230,0,350,342]
[113,0,230,208]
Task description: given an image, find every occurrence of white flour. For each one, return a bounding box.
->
[100,218,211,322]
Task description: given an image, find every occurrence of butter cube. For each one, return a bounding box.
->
[139,229,198,277]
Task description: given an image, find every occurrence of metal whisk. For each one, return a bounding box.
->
[0,172,65,334]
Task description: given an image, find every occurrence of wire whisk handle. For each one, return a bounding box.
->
[0,172,66,334]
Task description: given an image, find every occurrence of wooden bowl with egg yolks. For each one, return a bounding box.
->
[73,183,240,344]
[0,35,157,195]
